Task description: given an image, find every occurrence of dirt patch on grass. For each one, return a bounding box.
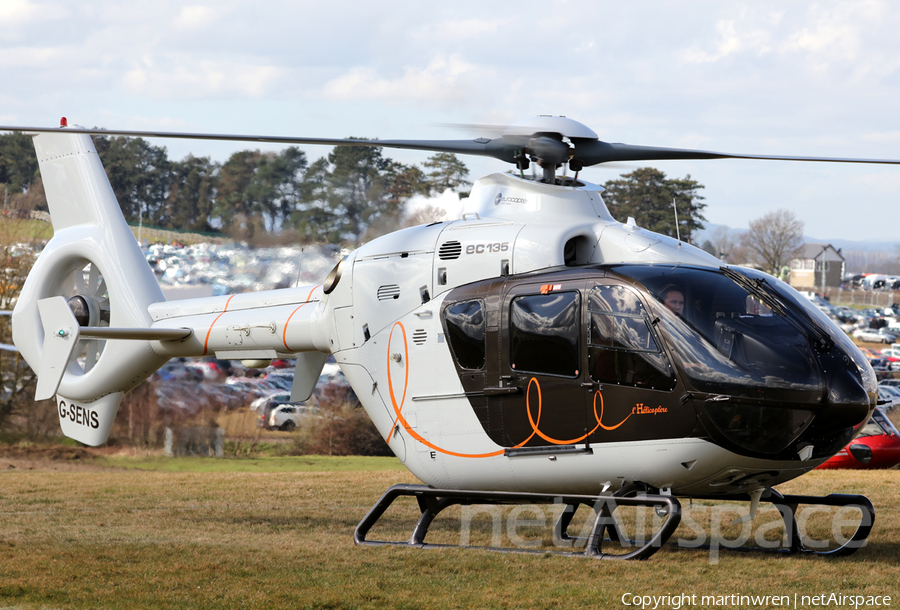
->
[0,444,122,472]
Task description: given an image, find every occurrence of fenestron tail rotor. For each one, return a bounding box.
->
[64,260,111,375]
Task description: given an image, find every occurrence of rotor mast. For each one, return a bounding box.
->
[501,116,598,184]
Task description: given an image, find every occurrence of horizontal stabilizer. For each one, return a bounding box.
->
[79,327,192,341]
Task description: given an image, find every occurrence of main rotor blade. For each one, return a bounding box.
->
[575,141,900,167]
[0,124,509,161]
[4,124,900,168]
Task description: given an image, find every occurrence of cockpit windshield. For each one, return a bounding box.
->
[612,265,824,402]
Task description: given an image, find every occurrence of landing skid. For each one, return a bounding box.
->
[354,484,875,560]
[354,484,682,560]
[764,490,874,556]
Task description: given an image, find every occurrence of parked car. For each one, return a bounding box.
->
[264,375,293,392]
[873,351,900,371]
[858,348,891,371]
[268,404,321,431]
[250,391,292,412]
[876,329,899,343]
[877,385,900,410]
[816,409,900,470]
[226,376,285,398]
[853,328,898,344]
[251,392,315,429]
[881,346,900,359]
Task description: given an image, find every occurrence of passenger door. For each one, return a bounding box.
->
[584,282,690,443]
[488,280,590,448]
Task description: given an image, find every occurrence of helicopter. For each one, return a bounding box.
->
[1,115,890,559]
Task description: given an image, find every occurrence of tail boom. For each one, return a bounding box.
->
[146,285,330,359]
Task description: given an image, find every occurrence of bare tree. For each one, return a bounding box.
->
[701,225,739,262]
[0,224,49,433]
[742,209,805,276]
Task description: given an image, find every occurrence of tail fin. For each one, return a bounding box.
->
[12,123,169,445]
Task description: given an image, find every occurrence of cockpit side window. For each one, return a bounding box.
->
[588,285,676,391]
[510,292,580,377]
[611,265,824,400]
[445,300,486,370]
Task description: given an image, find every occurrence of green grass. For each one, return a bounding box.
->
[0,463,897,609]
[95,454,406,473]
[1,218,53,241]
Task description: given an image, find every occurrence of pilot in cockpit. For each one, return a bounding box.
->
[660,285,685,316]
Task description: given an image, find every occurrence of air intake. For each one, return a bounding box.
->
[412,329,427,345]
[439,241,462,260]
[377,285,401,300]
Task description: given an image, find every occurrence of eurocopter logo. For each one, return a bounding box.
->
[494,192,527,206]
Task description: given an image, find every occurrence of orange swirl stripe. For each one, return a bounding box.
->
[386,322,505,459]
[524,378,631,444]
[203,294,236,356]
[385,326,630,458]
[282,286,319,352]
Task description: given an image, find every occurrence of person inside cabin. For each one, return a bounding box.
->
[660,285,685,316]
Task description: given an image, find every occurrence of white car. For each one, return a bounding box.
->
[268,404,320,431]
[881,346,900,359]
[853,328,898,344]
[877,385,900,411]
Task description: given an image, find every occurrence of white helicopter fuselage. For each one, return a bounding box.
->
[144,173,826,496]
[12,128,858,500]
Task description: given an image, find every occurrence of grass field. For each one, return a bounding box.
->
[0,454,898,609]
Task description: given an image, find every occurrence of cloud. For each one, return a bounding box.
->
[679,15,778,64]
[172,5,218,30]
[122,57,285,99]
[0,0,43,24]
[323,54,478,104]
[417,18,501,41]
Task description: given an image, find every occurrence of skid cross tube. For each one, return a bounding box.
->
[354,484,682,560]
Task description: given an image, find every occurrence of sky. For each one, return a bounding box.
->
[1,0,899,243]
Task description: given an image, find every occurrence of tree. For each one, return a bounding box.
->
[161,155,219,232]
[0,132,39,194]
[601,168,706,242]
[0,234,39,431]
[93,136,173,225]
[292,141,398,244]
[326,142,393,241]
[214,147,308,238]
[291,156,339,242]
[384,163,429,205]
[700,225,739,262]
[422,152,469,193]
[215,150,264,237]
[742,209,805,276]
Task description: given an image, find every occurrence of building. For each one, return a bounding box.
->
[789,243,845,292]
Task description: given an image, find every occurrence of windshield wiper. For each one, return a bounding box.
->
[720,267,834,352]
[719,266,787,317]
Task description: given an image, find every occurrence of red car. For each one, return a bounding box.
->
[817,409,900,470]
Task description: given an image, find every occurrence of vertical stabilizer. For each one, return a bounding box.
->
[12,124,170,445]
